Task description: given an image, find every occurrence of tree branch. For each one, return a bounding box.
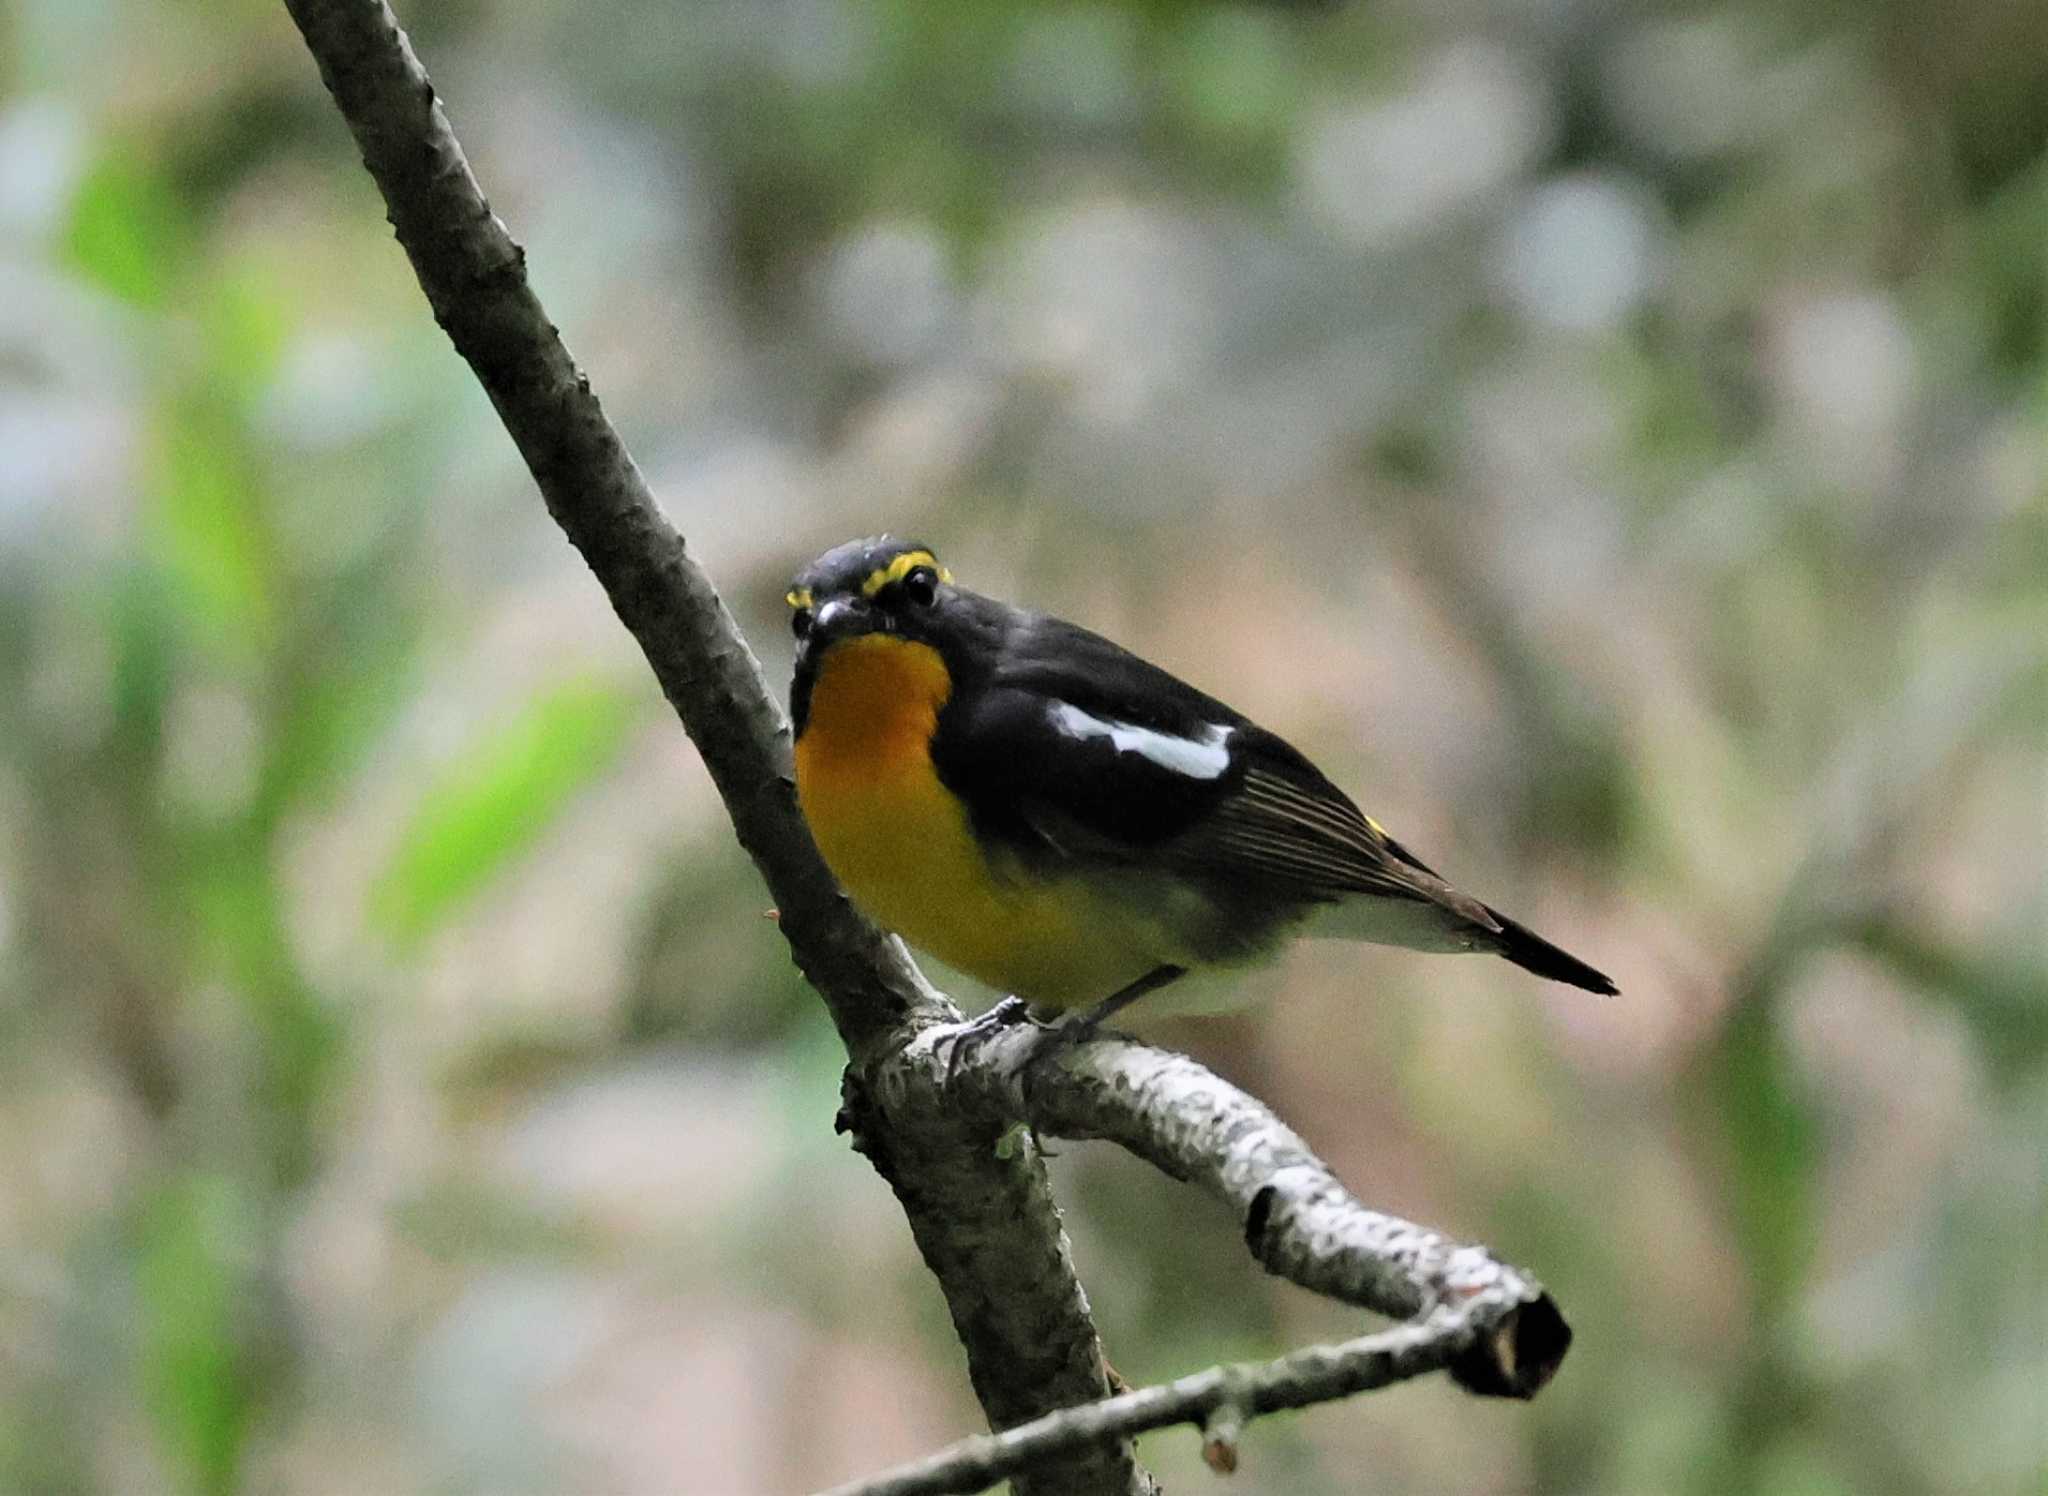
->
[281,5,1570,1494]
[817,1302,1499,1496]
[898,1024,1571,1400]
[279,4,1144,1492]
[825,1028,1567,1492]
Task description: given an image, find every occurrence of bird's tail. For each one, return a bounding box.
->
[1485,907,1618,995]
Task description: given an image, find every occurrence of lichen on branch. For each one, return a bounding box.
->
[280,5,1570,1494]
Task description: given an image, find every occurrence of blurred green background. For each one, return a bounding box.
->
[2,0,2043,1491]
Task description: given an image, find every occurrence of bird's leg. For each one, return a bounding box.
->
[941,965,1185,1085]
[1050,964,1188,1049]
[937,995,1054,1082]
[966,994,1038,1033]
[1011,965,1188,1093]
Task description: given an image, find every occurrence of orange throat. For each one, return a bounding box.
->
[794,633,953,792]
[793,633,960,923]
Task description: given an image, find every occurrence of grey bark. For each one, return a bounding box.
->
[280,5,1570,1494]
[280,3,1143,1491]
[818,1302,1507,1496]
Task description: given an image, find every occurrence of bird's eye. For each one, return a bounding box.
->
[901,566,939,608]
[791,607,813,640]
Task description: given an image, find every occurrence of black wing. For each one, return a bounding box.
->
[930,615,1245,858]
[931,614,1477,914]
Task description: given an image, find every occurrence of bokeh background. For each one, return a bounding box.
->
[3,0,2044,1491]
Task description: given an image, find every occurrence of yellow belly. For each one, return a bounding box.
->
[793,634,1166,1007]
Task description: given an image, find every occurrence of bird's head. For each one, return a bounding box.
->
[788,535,955,656]
[787,536,971,734]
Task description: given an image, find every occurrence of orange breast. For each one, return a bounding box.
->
[792,634,1172,1006]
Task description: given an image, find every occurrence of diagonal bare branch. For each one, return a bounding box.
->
[278,3,1145,1490]
[281,6,1571,1495]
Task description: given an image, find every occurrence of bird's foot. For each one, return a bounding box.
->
[936,996,1055,1083]
[1015,965,1183,1071]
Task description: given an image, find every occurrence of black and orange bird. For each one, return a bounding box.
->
[787,536,1616,1035]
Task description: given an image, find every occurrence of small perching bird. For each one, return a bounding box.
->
[787,536,1616,1035]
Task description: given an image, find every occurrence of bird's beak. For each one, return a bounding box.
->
[812,595,862,636]
[798,594,880,665]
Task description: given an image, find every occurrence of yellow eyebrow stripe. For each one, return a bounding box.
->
[786,587,814,610]
[860,550,951,597]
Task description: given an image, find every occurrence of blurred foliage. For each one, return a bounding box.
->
[372,678,646,949]
[1,0,2043,1493]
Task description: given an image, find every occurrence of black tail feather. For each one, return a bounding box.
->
[1486,908,1618,996]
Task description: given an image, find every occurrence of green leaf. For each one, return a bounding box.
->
[373,677,645,948]
[1163,10,1298,149]
[136,1174,253,1496]
[200,266,294,410]
[258,575,421,823]
[65,152,188,309]
[1690,983,1820,1320]
[150,403,274,647]
[109,566,178,763]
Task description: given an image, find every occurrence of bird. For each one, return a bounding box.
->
[786,535,1616,1038]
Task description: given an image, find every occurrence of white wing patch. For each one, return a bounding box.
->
[1048,702,1234,780]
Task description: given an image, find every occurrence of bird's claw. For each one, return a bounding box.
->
[935,996,1056,1082]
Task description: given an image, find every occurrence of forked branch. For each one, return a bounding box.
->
[280,5,1570,1493]
[919,1024,1570,1400]
[826,1023,1570,1493]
